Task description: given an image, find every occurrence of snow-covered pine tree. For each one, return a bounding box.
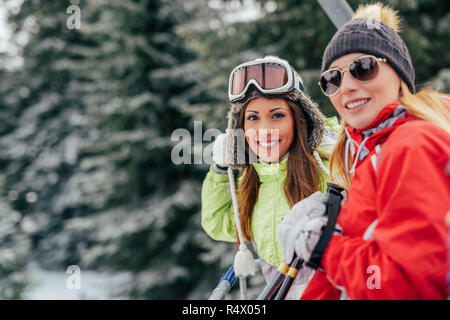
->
[0,69,30,295]
[0,0,236,299]
[64,0,236,299]
[0,0,96,275]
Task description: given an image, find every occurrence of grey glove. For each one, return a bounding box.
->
[277,192,327,264]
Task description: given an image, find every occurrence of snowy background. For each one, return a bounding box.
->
[0,0,447,300]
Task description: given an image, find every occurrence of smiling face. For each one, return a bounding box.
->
[328,53,402,129]
[243,96,294,163]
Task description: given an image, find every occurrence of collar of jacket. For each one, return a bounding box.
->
[345,101,417,163]
[252,155,289,181]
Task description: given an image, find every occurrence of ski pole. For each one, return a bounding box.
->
[316,0,354,29]
[228,167,256,300]
[307,182,345,269]
[273,256,304,300]
[208,266,236,300]
[256,261,290,300]
[258,183,345,300]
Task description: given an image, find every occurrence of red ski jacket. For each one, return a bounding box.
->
[301,101,450,300]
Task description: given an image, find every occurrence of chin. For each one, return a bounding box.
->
[346,117,374,130]
[258,149,287,163]
[259,156,278,163]
[256,149,280,163]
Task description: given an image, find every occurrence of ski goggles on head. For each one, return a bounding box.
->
[318,55,387,97]
[228,58,304,103]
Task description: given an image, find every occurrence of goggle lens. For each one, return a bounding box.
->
[230,63,288,95]
[264,63,288,89]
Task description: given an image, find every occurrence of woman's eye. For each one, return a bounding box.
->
[272,113,285,119]
[247,115,258,121]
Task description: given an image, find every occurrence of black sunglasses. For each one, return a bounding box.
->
[318,55,387,97]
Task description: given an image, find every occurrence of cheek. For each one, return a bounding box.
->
[371,67,401,105]
[279,118,295,145]
[244,127,257,147]
[243,119,250,132]
[367,82,398,115]
[244,120,254,138]
[330,96,345,116]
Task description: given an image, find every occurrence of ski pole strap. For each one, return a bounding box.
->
[306,183,345,270]
[231,168,241,250]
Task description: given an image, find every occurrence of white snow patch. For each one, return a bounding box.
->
[24,263,131,300]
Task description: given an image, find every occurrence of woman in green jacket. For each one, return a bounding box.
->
[201,56,339,299]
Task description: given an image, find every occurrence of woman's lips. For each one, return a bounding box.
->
[257,140,280,148]
[345,98,371,112]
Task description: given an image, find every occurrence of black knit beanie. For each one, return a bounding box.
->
[321,18,415,93]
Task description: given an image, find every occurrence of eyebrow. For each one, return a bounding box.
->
[329,62,345,70]
[246,107,286,114]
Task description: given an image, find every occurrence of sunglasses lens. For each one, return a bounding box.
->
[320,70,341,96]
[350,56,379,81]
[230,63,288,95]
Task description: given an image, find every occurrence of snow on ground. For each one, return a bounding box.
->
[24,263,131,300]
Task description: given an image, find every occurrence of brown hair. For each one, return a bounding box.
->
[236,98,328,241]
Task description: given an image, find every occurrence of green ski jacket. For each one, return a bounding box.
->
[201,117,339,268]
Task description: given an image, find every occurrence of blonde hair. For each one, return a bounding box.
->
[329,3,450,190]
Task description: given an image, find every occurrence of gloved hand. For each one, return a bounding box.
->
[212,133,229,174]
[292,215,330,262]
[277,192,327,264]
[278,191,343,264]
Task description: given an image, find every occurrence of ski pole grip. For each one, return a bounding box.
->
[208,266,236,300]
[273,257,304,300]
[306,183,345,270]
[256,262,290,300]
[222,266,236,285]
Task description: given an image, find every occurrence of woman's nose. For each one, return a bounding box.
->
[340,71,359,94]
[256,126,279,140]
[255,117,273,130]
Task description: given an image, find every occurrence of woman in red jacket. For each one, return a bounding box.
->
[277,3,450,299]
